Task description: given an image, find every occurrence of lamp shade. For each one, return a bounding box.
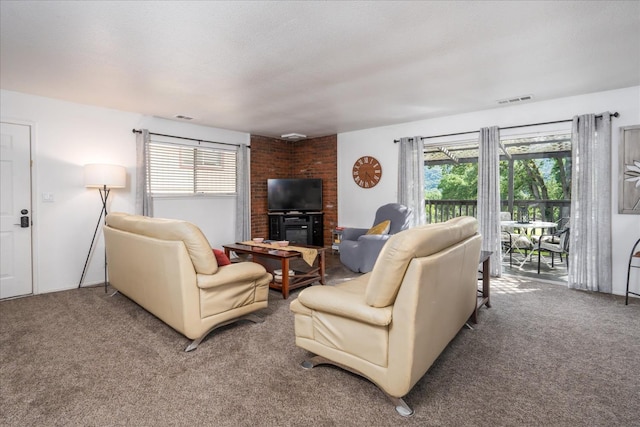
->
[84,164,126,188]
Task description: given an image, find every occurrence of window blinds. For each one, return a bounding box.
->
[147,141,237,194]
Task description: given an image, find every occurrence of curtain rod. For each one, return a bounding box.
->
[393,112,619,142]
[131,129,246,148]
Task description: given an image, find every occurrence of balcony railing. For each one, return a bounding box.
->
[425,199,571,224]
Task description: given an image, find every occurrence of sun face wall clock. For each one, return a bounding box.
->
[352,156,382,188]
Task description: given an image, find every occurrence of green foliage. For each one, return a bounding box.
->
[513,161,534,199]
[431,157,570,202]
[425,188,442,200]
[438,163,478,200]
[424,166,442,190]
[498,158,571,201]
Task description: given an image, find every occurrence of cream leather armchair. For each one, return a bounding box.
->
[290,216,482,416]
[104,212,272,352]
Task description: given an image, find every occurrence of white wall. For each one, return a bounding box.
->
[1,89,249,294]
[338,86,640,296]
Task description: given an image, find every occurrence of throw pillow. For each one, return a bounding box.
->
[212,248,231,266]
[366,220,391,235]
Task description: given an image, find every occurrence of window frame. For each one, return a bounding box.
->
[146,136,238,197]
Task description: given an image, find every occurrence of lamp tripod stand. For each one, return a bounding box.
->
[78,185,111,292]
[78,163,126,293]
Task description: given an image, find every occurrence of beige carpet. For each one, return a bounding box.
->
[1,265,638,426]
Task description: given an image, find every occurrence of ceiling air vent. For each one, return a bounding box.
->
[497,95,534,105]
[174,115,194,120]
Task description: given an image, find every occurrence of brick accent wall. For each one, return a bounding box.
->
[250,134,337,247]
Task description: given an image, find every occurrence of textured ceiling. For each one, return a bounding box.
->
[1,1,639,138]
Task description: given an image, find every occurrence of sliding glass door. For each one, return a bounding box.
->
[423,130,572,282]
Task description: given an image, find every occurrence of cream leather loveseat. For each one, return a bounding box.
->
[290,216,482,416]
[104,212,272,351]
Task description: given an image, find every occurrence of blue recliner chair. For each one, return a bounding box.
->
[339,203,413,273]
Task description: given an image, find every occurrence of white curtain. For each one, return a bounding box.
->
[235,144,251,242]
[477,126,502,276]
[135,129,153,217]
[397,136,426,227]
[568,113,612,292]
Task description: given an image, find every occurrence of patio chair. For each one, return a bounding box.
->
[532,217,569,245]
[531,217,569,264]
[536,226,570,274]
[501,212,533,266]
[501,212,515,266]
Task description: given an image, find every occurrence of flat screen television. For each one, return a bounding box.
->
[267,178,323,212]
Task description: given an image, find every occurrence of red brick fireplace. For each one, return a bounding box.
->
[250,134,337,247]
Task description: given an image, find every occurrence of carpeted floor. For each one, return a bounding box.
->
[1,255,638,426]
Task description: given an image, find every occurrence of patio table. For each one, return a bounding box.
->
[501,220,558,268]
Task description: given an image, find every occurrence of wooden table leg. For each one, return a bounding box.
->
[319,249,326,285]
[472,252,492,324]
[483,257,491,308]
[471,301,478,324]
[281,257,290,299]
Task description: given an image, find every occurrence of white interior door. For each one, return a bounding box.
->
[0,122,33,299]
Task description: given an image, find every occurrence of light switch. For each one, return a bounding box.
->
[42,192,54,202]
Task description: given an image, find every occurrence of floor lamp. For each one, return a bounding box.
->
[78,163,126,292]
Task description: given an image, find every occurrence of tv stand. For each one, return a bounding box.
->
[268,212,324,247]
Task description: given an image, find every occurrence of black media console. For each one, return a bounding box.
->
[268,212,324,247]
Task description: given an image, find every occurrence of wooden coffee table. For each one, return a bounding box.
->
[223,243,326,299]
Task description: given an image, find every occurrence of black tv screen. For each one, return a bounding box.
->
[267,178,323,212]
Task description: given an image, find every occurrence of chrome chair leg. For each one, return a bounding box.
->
[301,355,414,417]
[185,313,264,352]
[387,395,414,417]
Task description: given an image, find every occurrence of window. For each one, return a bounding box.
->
[423,139,479,222]
[147,141,237,195]
[423,130,572,223]
[499,133,572,222]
